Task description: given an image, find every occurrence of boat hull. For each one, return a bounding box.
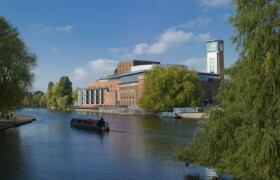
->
[70,118,110,132]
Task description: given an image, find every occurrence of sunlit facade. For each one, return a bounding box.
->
[78,40,224,108]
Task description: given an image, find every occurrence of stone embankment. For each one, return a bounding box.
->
[179,113,208,120]
[0,113,36,131]
[75,107,157,115]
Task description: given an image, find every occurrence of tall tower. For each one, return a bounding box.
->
[206,40,224,75]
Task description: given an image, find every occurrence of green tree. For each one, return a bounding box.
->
[45,82,60,109]
[58,76,72,105]
[22,91,45,108]
[139,65,203,111]
[22,94,32,107]
[57,96,69,110]
[47,81,54,91]
[39,94,47,108]
[72,87,80,103]
[0,17,37,114]
[176,1,280,179]
[44,77,73,110]
[32,91,44,107]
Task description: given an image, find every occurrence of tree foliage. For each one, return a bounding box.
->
[58,76,72,105]
[0,17,36,113]
[47,81,54,91]
[45,82,60,109]
[22,91,45,108]
[44,76,73,110]
[139,65,203,111]
[176,1,280,179]
[72,87,80,103]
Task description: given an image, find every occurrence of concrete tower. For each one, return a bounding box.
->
[206,40,224,75]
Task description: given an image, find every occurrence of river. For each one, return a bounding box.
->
[0,108,218,180]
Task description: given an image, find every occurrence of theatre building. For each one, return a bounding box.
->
[78,40,224,108]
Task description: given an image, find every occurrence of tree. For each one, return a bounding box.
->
[47,81,54,91]
[72,87,80,103]
[45,82,60,109]
[44,77,73,110]
[176,1,280,179]
[0,17,36,114]
[58,76,72,105]
[39,93,47,108]
[139,65,203,111]
[57,96,69,110]
[22,91,45,108]
[22,94,32,107]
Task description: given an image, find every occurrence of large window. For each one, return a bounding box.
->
[210,58,215,73]
[207,42,218,52]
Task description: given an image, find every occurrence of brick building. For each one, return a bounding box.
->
[78,40,223,108]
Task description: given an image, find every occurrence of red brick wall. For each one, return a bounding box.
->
[104,91,117,106]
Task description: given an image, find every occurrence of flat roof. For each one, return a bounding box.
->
[206,40,224,43]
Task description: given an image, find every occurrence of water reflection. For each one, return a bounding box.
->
[0,129,33,179]
[0,109,224,180]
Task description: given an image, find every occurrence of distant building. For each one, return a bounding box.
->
[78,40,224,108]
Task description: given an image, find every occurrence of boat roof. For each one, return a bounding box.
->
[72,117,103,121]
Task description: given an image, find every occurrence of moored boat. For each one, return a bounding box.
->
[159,112,182,119]
[70,117,110,132]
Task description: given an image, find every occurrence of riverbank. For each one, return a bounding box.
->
[74,107,207,120]
[74,107,157,115]
[0,113,36,131]
[179,113,208,120]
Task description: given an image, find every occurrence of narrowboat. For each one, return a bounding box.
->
[159,112,182,119]
[70,117,110,132]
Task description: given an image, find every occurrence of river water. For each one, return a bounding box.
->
[0,108,214,180]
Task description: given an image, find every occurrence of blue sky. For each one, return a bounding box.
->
[0,0,237,92]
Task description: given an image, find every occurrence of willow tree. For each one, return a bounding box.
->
[176,1,280,179]
[139,65,203,111]
[0,17,36,114]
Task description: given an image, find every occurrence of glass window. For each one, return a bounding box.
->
[207,42,218,52]
[210,58,215,73]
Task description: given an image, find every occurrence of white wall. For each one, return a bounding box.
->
[206,51,218,74]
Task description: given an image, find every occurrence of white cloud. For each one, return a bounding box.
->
[132,29,194,55]
[198,0,230,7]
[132,29,208,55]
[72,59,118,83]
[159,30,193,43]
[133,43,149,55]
[194,33,211,42]
[89,59,118,70]
[181,57,206,72]
[148,42,168,54]
[111,18,211,57]
[57,25,72,32]
[73,67,86,80]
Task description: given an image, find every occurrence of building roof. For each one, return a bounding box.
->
[102,67,117,78]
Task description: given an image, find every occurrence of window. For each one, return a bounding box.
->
[210,58,215,73]
[207,42,218,52]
